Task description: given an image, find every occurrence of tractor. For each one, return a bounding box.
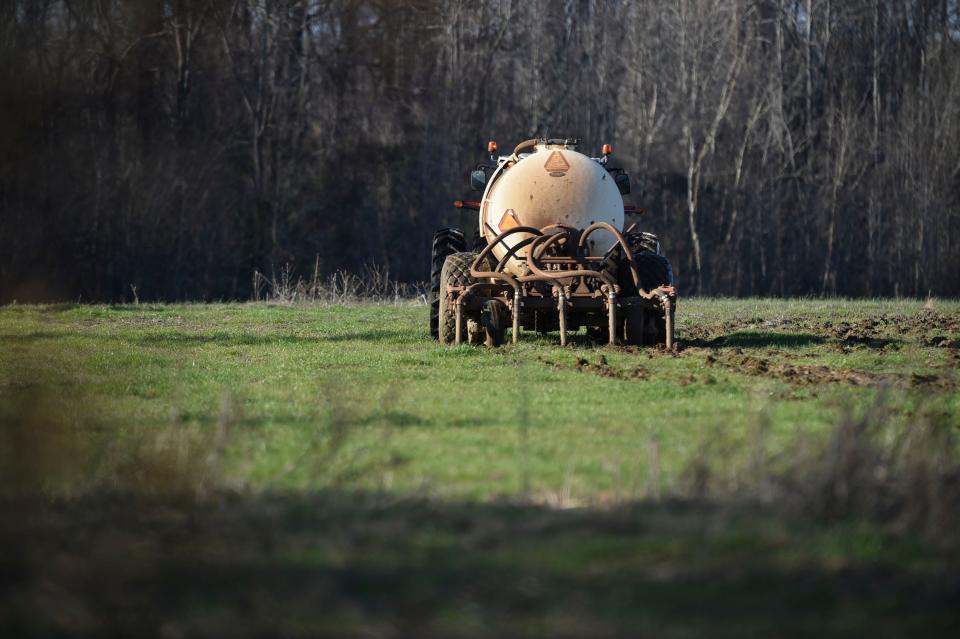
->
[429,138,676,348]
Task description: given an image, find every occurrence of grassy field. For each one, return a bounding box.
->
[1,298,959,636]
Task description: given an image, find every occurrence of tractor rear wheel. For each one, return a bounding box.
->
[438,252,479,344]
[624,306,667,347]
[430,228,465,339]
[633,252,674,292]
[620,251,675,347]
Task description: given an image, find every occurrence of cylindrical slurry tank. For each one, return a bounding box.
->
[479,142,624,276]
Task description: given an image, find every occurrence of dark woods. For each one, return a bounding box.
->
[2,0,959,302]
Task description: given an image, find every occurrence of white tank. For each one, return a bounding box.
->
[479,142,624,276]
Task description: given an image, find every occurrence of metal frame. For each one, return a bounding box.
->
[445,224,676,348]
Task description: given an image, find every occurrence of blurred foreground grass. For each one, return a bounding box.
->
[1,298,959,636]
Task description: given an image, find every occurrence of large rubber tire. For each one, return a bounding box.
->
[634,252,674,292]
[620,251,675,346]
[626,231,659,255]
[430,228,465,339]
[438,252,479,344]
[619,252,673,295]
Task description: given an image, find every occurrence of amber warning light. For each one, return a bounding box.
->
[602,143,613,155]
[487,140,498,153]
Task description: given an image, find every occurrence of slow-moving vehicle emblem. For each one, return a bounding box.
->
[498,209,521,232]
[544,151,570,177]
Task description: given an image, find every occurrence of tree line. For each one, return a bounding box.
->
[2,0,958,302]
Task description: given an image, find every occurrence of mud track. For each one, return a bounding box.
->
[700,351,953,390]
[679,308,960,390]
[538,355,650,382]
[539,308,959,391]
[683,309,960,350]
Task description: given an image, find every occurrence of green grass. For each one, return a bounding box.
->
[1,298,959,636]
[2,298,957,500]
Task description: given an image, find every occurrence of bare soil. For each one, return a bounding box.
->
[543,308,959,391]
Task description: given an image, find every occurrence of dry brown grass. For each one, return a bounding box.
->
[251,259,428,304]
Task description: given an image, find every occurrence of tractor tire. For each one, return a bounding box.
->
[619,251,674,296]
[626,231,660,255]
[624,306,667,347]
[438,252,479,344]
[430,228,465,339]
[634,252,674,292]
[620,252,674,347]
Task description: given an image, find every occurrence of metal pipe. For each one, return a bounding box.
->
[454,300,463,346]
[471,225,544,291]
[607,288,618,346]
[664,297,674,351]
[557,287,568,347]
[579,222,642,291]
[495,236,538,272]
[526,232,616,286]
[512,288,521,344]
[603,222,637,258]
[474,225,543,266]
[529,230,566,258]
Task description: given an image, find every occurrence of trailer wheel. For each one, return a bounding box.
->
[430,228,465,339]
[438,252,478,344]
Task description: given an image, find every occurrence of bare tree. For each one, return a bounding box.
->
[668,0,747,292]
[2,0,959,302]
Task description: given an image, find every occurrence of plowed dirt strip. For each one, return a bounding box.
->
[538,307,959,391]
[683,308,960,348]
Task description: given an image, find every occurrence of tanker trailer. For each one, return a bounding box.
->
[429,138,676,348]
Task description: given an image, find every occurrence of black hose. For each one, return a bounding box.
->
[511,139,539,156]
